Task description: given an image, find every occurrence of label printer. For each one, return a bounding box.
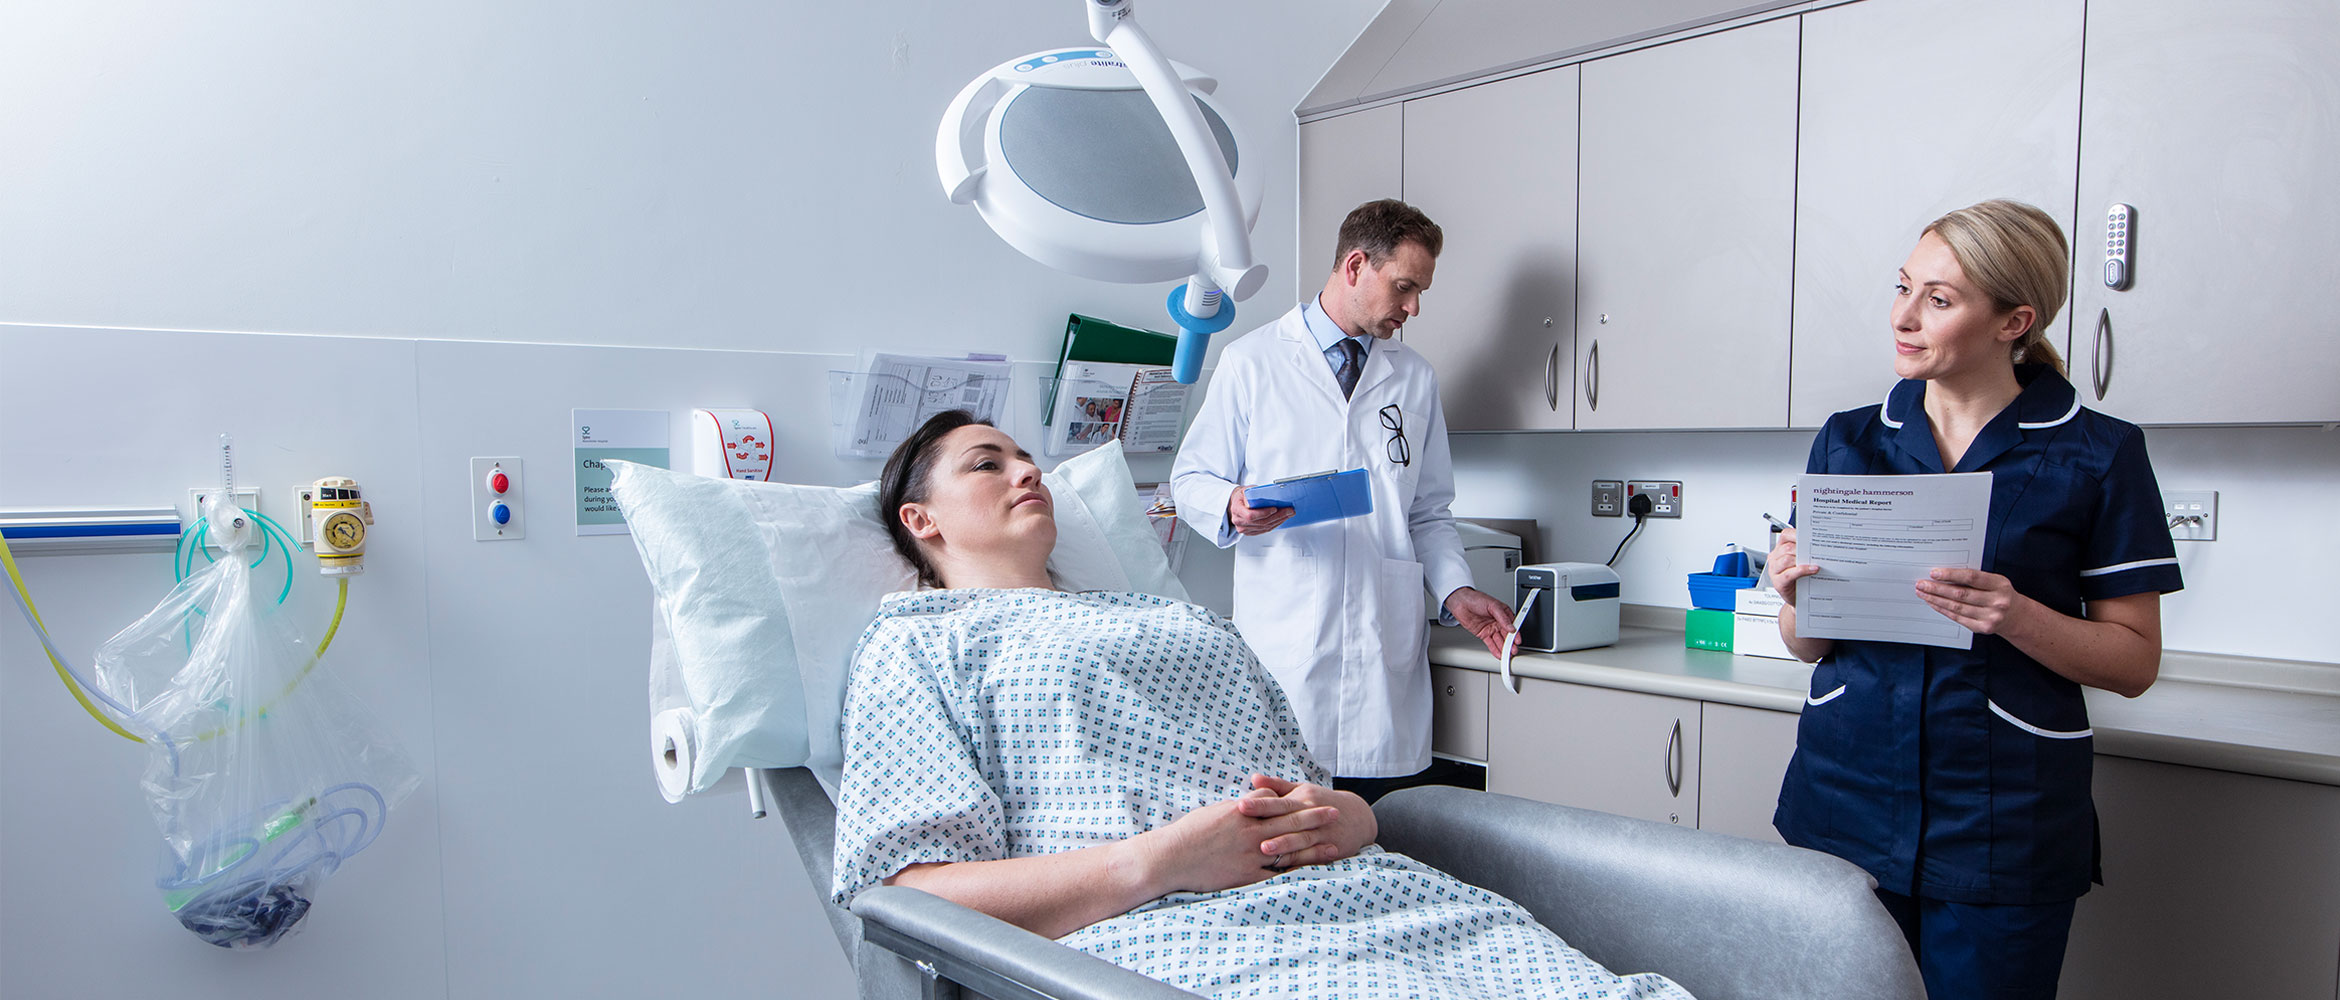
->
[1513,562,1622,652]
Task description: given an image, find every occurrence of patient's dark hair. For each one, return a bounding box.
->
[879,409,988,589]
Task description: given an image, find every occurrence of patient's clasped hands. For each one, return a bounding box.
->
[1134,774,1376,896]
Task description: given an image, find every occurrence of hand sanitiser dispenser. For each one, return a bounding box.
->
[1514,562,1621,652]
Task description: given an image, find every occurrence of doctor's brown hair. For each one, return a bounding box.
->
[1924,200,2070,377]
[880,409,988,590]
[1333,199,1443,270]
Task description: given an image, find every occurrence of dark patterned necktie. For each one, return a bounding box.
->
[1335,338,1364,399]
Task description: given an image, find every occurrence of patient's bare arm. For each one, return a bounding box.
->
[1240,774,1376,867]
[885,793,1343,940]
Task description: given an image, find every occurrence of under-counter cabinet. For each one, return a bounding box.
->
[1480,677,1798,843]
[1397,68,1579,430]
[1489,680,1703,827]
[1572,18,1798,430]
[2065,0,2340,424]
[1787,0,2085,426]
[2058,757,2340,999]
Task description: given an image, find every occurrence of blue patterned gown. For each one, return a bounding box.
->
[832,588,1693,1000]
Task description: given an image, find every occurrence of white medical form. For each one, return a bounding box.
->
[1793,472,1992,650]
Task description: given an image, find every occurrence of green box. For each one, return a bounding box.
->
[1685,608,1734,652]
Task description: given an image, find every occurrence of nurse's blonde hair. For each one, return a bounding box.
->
[1924,200,2069,377]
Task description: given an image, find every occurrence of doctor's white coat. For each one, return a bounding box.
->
[1171,305,1472,778]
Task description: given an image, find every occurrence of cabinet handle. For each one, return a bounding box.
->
[1586,340,1600,411]
[2091,308,2113,401]
[1545,344,1559,411]
[1664,719,1683,797]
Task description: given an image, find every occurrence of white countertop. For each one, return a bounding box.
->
[1429,624,2340,787]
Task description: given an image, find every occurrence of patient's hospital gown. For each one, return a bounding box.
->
[832,588,1692,1000]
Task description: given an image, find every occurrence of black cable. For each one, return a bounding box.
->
[1608,494,1654,567]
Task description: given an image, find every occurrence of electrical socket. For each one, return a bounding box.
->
[2164,489,2217,541]
[1591,479,1624,517]
[1625,480,1683,518]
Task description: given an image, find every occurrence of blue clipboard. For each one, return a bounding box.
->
[1244,468,1373,529]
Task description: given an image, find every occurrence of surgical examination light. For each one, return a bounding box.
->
[936,0,1267,383]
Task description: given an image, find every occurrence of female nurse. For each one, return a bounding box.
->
[1765,199,2183,999]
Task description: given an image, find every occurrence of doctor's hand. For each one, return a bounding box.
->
[1445,586,1516,658]
[1766,526,1821,603]
[1916,567,2034,636]
[1226,486,1295,536]
[1238,774,1375,869]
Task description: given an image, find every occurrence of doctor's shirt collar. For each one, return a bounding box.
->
[1302,295,1370,357]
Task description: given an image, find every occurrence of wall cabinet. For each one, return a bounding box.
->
[1305,0,2331,433]
[1477,676,1797,843]
[2065,0,2340,424]
[1573,18,1799,429]
[1397,68,1579,430]
[1787,0,2085,427]
[1296,104,1403,306]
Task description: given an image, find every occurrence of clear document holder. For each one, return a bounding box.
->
[1038,375,1194,459]
[827,370,1011,460]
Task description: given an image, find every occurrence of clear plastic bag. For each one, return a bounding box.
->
[92,493,418,948]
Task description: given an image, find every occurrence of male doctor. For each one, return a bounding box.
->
[1172,199,1515,802]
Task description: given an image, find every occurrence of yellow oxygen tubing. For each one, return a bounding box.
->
[1,509,348,747]
[0,528,146,743]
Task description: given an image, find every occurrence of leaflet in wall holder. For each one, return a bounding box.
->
[828,353,1010,460]
[1244,469,1372,529]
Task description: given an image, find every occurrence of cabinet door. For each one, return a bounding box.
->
[1298,106,1403,306]
[1429,665,1489,762]
[1789,0,2085,427]
[1573,19,1799,429]
[1487,679,1700,827]
[1694,702,1798,843]
[1400,68,1579,430]
[2059,757,2340,1000]
[2067,0,2340,423]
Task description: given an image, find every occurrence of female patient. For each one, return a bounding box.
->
[831,409,1691,1000]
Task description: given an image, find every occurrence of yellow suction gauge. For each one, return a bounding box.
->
[310,477,374,576]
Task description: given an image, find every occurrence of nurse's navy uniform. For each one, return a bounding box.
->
[1776,365,2184,909]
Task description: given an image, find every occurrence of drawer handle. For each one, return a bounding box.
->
[1664,719,1683,797]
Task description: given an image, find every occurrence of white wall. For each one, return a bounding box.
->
[0,2,1377,998]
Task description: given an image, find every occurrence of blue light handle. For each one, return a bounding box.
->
[1166,283,1236,385]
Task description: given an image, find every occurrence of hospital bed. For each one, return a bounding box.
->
[608,453,1922,999]
[757,766,1924,1000]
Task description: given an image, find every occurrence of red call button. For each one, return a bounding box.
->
[489,471,510,494]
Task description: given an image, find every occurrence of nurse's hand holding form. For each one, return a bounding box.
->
[1445,586,1517,658]
[1765,526,1822,601]
[1225,486,1295,536]
[1916,568,2027,635]
[1765,526,1835,663]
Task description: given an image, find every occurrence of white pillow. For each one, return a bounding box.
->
[612,440,1186,796]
